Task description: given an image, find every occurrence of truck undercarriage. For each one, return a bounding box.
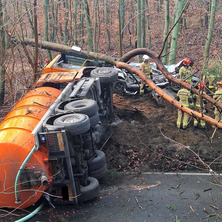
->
[0,59,118,210]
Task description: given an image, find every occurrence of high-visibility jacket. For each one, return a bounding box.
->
[213,88,222,121]
[140,62,152,79]
[213,88,222,103]
[179,66,192,83]
[208,74,216,89]
[177,88,191,106]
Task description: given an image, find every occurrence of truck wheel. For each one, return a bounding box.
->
[89,164,107,179]
[64,99,98,117]
[53,113,90,135]
[170,81,181,92]
[89,112,100,127]
[43,114,66,132]
[113,80,126,94]
[88,150,106,171]
[80,177,100,202]
[90,67,118,84]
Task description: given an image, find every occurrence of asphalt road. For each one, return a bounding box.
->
[6,172,222,222]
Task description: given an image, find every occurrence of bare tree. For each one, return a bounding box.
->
[0,0,5,105]
[203,0,217,71]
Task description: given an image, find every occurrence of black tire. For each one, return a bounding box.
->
[64,99,98,117]
[80,177,100,202]
[43,115,65,132]
[89,112,100,127]
[88,150,106,171]
[170,81,181,92]
[113,80,126,94]
[53,113,90,135]
[89,164,107,179]
[43,123,64,132]
[90,67,118,84]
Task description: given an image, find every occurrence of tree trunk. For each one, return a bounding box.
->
[0,0,5,105]
[20,36,222,128]
[64,0,69,45]
[24,0,34,37]
[137,0,142,61]
[162,0,169,64]
[120,48,222,113]
[141,0,146,48]
[44,0,52,59]
[33,0,38,82]
[83,0,93,51]
[168,0,185,65]
[145,0,151,49]
[116,61,222,128]
[105,0,111,51]
[19,38,222,115]
[119,0,125,39]
[3,1,8,48]
[118,0,124,57]
[73,0,78,45]
[172,0,179,25]
[93,0,98,52]
[80,1,85,45]
[203,0,217,71]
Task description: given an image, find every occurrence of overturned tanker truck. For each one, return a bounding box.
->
[1,40,222,219]
[0,52,118,210]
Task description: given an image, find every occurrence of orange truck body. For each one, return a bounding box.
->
[0,87,61,208]
[0,52,112,209]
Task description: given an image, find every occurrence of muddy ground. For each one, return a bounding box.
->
[105,92,222,173]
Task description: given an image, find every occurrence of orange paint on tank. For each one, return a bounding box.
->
[0,87,61,209]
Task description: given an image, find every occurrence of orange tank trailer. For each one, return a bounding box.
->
[0,87,61,209]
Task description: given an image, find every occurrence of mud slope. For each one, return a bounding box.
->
[105,94,222,173]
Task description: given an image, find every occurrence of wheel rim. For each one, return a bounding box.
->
[114,81,125,93]
[63,116,81,123]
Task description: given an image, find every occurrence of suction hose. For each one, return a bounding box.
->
[15,203,44,222]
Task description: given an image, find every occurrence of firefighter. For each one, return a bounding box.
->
[203,72,217,93]
[213,81,222,123]
[140,55,152,94]
[176,82,193,129]
[192,82,207,128]
[179,58,193,84]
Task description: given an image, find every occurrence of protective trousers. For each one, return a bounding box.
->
[193,95,206,128]
[177,110,190,129]
[177,88,191,129]
[214,109,222,123]
[194,108,206,127]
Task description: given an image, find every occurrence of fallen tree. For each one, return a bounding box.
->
[14,37,222,128]
[116,62,222,128]
[120,48,222,111]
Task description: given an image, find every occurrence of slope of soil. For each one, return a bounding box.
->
[104,93,222,173]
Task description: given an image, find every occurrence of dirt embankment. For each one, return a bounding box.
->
[104,93,222,173]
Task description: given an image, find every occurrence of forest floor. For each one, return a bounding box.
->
[104,91,222,174]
